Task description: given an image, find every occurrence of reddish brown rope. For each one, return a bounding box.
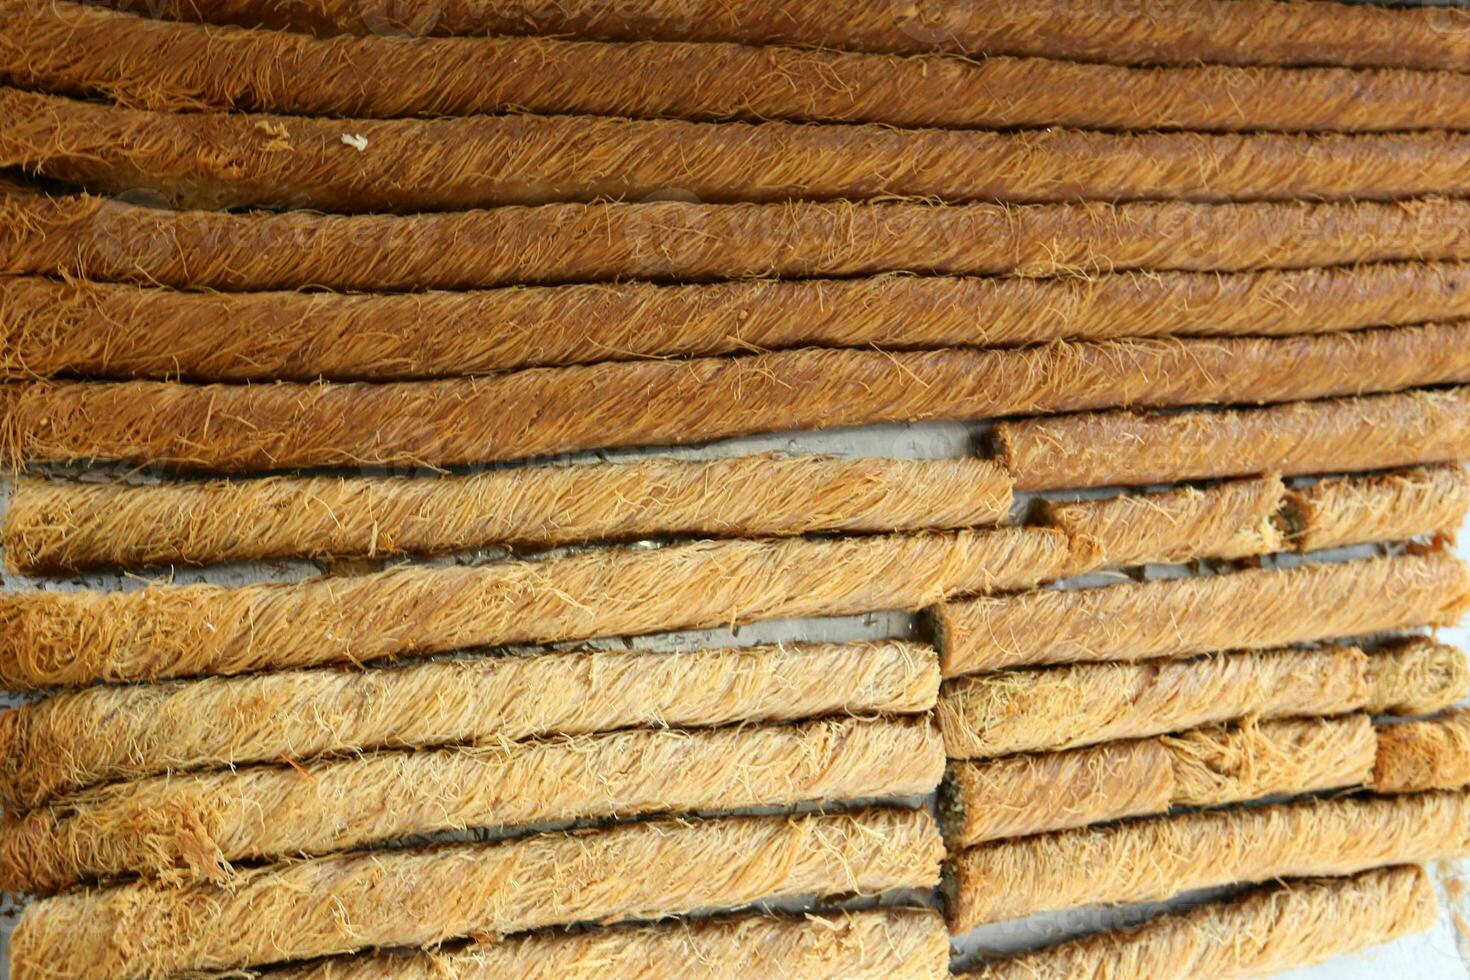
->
[8,88,1470,212]
[5,325,1469,471]
[8,4,1470,132]
[9,181,1470,292]
[142,0,1470,73]
[9,262,1470,382]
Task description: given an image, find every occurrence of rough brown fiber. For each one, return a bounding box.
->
[11,3,1470,134]
[1164,715,1377,807]
[15,262,1470,382]
[1288,465,1470,553]
[2,455,1013,574]
[945,789,1470,933]
[9,89,1470,212]
[9,323,1470,472]
[0,641,938,809]
[141,0,1470,73]
[942,740,1174,848]
[10,183,1470,293]
[961,866,1436,979]
[942,716,1376,846]
[0,717,943,894]
[935,551,1470,677]
[275,908,950,980]
[0,527,1064,690]
[936,646,1368,760]
[8,807,943,977]
[1374,711,1470,795]
[1038,476,1285,568]
[1366,637,1470,717]
[998,386,1470,492]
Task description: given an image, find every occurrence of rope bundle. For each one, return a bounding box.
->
[2,3,1470,977]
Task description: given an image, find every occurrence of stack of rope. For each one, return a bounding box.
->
[2,1,1470,976]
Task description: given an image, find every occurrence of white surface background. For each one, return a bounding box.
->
[0,416,1465,977]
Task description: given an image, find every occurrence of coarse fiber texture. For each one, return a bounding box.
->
[8,807,943,977]
[936,646,1367,760]
[945,788,1470,933]
[10,89,1470,212]
[0,716,944,893]
[0,641,940,809]
[960,866,1435,979]
[9,263,1470,383]
[1366,637,1470,716]
[935,551,1470,677]
[148,0,1470,73]
[1374,710,1470,795]
[271,908,950,980]
[10,181,1470,292]
[10,3,1470,134]
[0,527,1068,690]
[1,455,1013,574]
[1038,476,1285,569]
[942,715,1376,847]
[997,386,1470,492]
[1164,715,1377,807]
[1287,465,1470,553]
[941,740,1175,849]
[9,323,1470,471]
